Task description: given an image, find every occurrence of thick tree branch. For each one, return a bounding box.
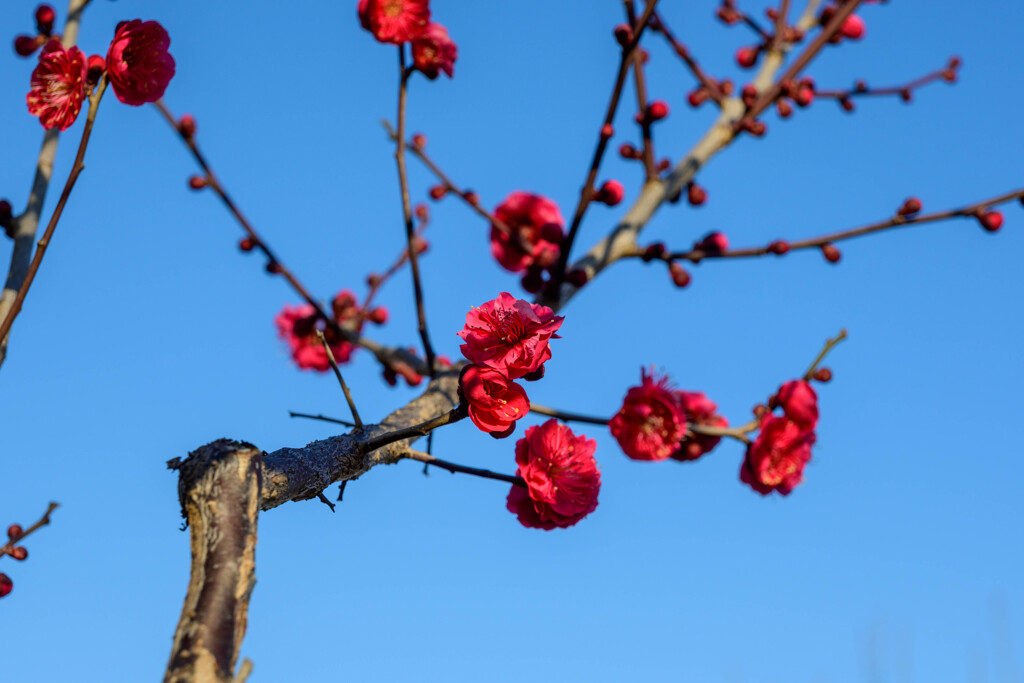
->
[165,440,260,683]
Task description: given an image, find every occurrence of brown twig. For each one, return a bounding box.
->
[316,330,364,430]
[154,101,429,378]
[402,449,525,487]
[656,187,1024,263]
[288,411,357,428]
[394,46,437,375]
[625,0,658,181]
[529,402,610,426]
[554,0,661,281]
[803,328,847,380]
[1,502,59,559]
[650,11,724,104]
[0,78,108,345]
[814,59,960,106]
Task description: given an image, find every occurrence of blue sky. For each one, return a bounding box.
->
[1,1,1022,681]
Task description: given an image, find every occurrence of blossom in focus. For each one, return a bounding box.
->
[506,419,601,530]
[459,364,529,438]
[106,19,176,105]
[412,22,457,79]
[26,41,87,131]
[490,192,565,273]
[609,369,687,462]
[358,0,430,44]
[457,292,563,380]
[776,379,818,429]
[275,293,360,372]
[671,390,728,462]
[740,414,815,496]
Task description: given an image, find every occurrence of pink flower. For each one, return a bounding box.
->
[672,391,728,462]
[490,192,565,273]
[26,41,87,131]
[506,419,601,530]
[609,369,687,461]
[412,22,457,79]
[740,414,815,496]
[275,291,361,372]
[358,0,430,44]
[457,292,563,380]
[776,379,818,429]
[106,20,176,106]
[459,364,529,437]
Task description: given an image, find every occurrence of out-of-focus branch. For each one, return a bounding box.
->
[1,502,59,558]
[814,57,960,108]
[0,0,93,368]
[164,440,259,683]
[625,1,658,181]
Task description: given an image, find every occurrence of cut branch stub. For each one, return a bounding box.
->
[165,440,261,683]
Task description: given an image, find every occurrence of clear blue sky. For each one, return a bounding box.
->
[1,1,1022,681]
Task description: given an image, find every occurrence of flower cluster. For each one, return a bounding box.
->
[456,292,563,437]
[506,419,601,530]
[358,0,457,80]
[609,369,728,462]
[740,379,819,496]
[274,290,385,372]
[490,192,566,287]
[24,16,175,130]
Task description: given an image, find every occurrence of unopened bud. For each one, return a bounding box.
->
[898,197,922,217]
[411,132,427,149]
[14,35,40,57]
[35,4,56,34]
[647,100,669,121]
[239,237,256,252]
[464,191,480,206]
[978,210,1004,232]
[368,307,389,324]
[178,114,196,138]
[188,175,207,190]
[428,185,447,200]
[600,123,614,139]
[265,260,282,274]
[812,367,833,382]
[613,23,633,45]
[619,142,639,159]
[642,242,666,262]
[11,547,27,561]
[768,239,790,255]
[821,243,841,263]
[776,98,793,118]
[697,231,729,253]
[7,524,23,539]
[520,269,543,293]
[687,183,707,206]
[669,262,691,288]
[687,87,710,108]
[0,573,12,598]
[414,203,429,221]
[596,179,624,206]
[735,46,758,69]
[566,269,589,287]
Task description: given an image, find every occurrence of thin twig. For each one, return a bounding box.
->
[402,450,525,487]
[0,79,108,345]
[395,46,437,375]
[529,403,610,425]
[650,11,724,104]
[358,406,466,454]
[1,502,59,558]
[288,411,356,428]
[803,329,847,380]
[625,0,657,181]
[316,330,363,429]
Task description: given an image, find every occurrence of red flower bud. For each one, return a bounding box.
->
[368,306,389,324]
[411,132,427,149]
[768,239,790,255]
[566,269,589,287]
[717,6,741,25]
[687,183,707,206]
[7,524,23,539]
[821,243,841,263]
[794,86,814,108]
[776,98,793,118]
[642,242,666,262]
[239,237,256,252]
[720,79,735,96]
[619,142,639,159]
[614,24,633,46]
[11,547,27,561]
[747,120,767,136]
[600,123,614,139]
[736,46,758,68]
[366,273,382,288]
[464,191,480,206]
[188,175,207,190]
[978,210,1004,232]
[520,269,543,293]
[647,100,669,121]
[178,114,196,138]
[0,200,12,231]
[0,573,12,598]
[839,97,855,112]
[669,262,691,287]
[741,84,758,108]
[414,203,429,221]
[898,197,922,217]
[697,231,729,253]
[14,35,41,57]
[382,366,398,386]
[900,89,912,103]
[776,379,818,429]
[265,261,282,274]
[687,87,709,108]
[35,4,56,33]
[596,179,624,206]
[813,367,833,383]
[428,184,447,200]
[413,236,429,254]
[657,158,671,172]
[840,14,865,40]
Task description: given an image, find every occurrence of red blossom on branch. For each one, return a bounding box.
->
[412,21,457,79]
[608,368,687,462]
[740,414,815,496]
[106,19,176,106]
[457,292,563,380]
[506,419,601,530]
[458,364,529,438]
[776,379,819,429]
[672,391,728,462]
[275,291,362,372]
[26,40,87,130]
[358,0,430,45]
[490,191,565,273]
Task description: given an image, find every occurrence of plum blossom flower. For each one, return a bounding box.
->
[740,414,815,496]
[457,292,563,380]
[275,290,362,372]
[776,379,818,429]
[412,22,457,79]
[609,369,687,462]
[26,41,87,131]
[106,20,176,105]
[671,391,728,462]
[506,419,601,530]
[358,0,430,44]
[490,192,565,273]
[459,364,529,438]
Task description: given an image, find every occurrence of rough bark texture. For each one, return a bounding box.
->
[165,441,261,683]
